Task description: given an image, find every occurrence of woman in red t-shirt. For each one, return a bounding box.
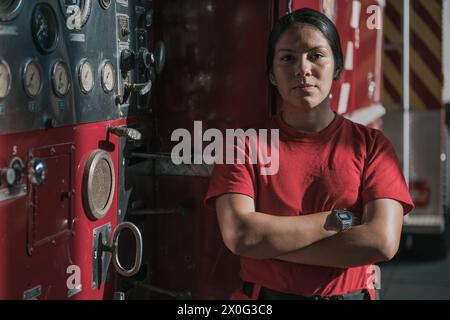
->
[205,8,414,300]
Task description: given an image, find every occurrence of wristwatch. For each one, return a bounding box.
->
[333,209,353,232]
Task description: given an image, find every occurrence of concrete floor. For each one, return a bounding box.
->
[379,241,450,300]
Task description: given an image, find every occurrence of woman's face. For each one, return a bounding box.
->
[270,23,336,112]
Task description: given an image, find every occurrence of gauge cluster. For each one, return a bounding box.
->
[0,0,154,135]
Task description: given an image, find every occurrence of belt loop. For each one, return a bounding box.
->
[251,283,262,300]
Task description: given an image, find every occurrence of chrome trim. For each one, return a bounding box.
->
[82,150,115,220]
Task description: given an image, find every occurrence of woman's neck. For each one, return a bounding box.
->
[281,101,336,133]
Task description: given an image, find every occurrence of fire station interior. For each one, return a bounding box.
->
[0,0,449,300]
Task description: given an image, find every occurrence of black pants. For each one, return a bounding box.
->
[243,282,379,300]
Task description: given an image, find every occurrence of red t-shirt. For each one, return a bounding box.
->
[204,112,414,298]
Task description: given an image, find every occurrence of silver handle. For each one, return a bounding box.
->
[129,80,152,96]
[111,222,143,277]
[109,126,142,141]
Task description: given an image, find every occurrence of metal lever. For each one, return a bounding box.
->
[109,126,142,141]
[116,80,152,105]
[101,222,143,277]
[116,39,163,105]
[127,80,153,96]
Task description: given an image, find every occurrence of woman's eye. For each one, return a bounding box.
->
[310,53,324,61]
[281,55,295,62]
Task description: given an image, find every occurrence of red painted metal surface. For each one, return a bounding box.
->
[0,119,126,299]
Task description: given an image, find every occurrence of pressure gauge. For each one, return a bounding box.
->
[31,3,59,54]
[101,61,115,93]
[0,0,24,22]
[51,61,70,97]
[23,60,42,98]
[0,58,12,99]
[78,59,94,94]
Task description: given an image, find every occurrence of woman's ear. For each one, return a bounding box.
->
[269,73,277,86]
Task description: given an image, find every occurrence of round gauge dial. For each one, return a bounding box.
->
[0,58,12,99]
[32,4,59,54]
[23,60,42,98]
[78,59,94,94]
[51,61,70,97]
[0,0,23,22]
[101,61,115,93]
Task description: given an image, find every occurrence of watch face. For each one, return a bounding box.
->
[341,213,350,219]
[335,210,352,232]
[337,210,352,222]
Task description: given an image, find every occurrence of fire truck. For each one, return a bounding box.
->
[0,0,447,300]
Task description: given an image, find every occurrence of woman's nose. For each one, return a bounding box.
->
[296,55,312,77]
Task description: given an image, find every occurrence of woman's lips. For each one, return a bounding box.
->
[293,84,316,92]
[294,84,315,88]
